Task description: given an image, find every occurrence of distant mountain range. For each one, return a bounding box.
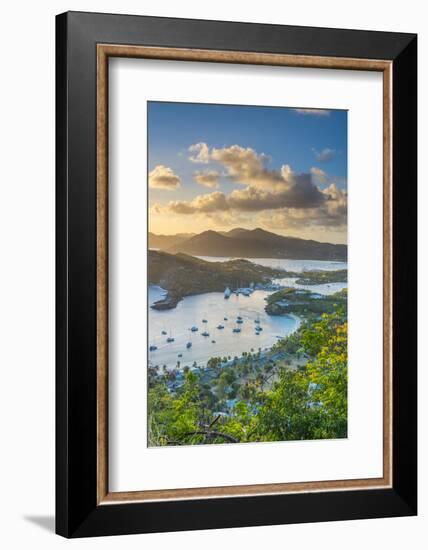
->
[148,232,196,250]
[148,228,347,261]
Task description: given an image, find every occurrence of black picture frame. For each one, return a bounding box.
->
[56,11,417,538]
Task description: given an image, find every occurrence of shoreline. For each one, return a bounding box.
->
[149,310,302,376]
[150,275,346,311]
[150,312,305,403]
[149,251,347,311]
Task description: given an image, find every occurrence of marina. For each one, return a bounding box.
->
[148,285,298,369]
[148,258,347,369]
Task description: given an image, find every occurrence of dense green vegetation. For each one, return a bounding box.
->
[148,307,347,446]
[148,249,347,310]
[265,287,347,317]
[295,269,347,285]
[148,250,288,309]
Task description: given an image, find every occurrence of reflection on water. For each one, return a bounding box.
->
[148,287,299,370]
[273,278,347,295]
[196,256,347,273]
[148,258,347,370]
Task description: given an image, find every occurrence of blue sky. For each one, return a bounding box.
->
[148,101,347,243]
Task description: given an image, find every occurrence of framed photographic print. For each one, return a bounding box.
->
[56,11,417,538]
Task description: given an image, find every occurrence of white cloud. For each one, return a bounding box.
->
[158,167,327,215]
[193,170,220,188]
[258,183,347,231]
[259,207,343,231]
[154,143,346,231]
[310,167,328,184]
[164,191,229,214]
[227,173,325,210]
[149,165,181,190]
[293,108,331,117]
[211,145,274,184]
[188,142,210,163]
[313,148,336,162]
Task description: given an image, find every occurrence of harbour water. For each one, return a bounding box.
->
[148,287,299,370]
[196,256,347,273]
[148,258,347,370]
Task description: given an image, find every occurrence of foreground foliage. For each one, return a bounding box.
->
[148,308,347,446]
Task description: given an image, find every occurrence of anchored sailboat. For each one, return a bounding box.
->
[232,320,241,333]
[186,331,193,349]
[149,335,158,351]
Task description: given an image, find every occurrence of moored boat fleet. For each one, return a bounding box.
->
[149,287,265,354]
[224,284,255,298]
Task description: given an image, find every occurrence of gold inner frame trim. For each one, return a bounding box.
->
[96,44,393,505]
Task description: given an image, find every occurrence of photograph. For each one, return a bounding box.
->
[0,0,421,545]
[147,101,348,447]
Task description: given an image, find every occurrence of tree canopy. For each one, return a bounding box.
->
[148,308,347,446]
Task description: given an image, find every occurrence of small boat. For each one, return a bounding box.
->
[216,324,224,329]
[149,345,157,352]
[186,342,192,349]
[190,326,198,332]
[224,287,231,299]
[166,337,175,343]
[161,330,167,335]
[201,331,210,337]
